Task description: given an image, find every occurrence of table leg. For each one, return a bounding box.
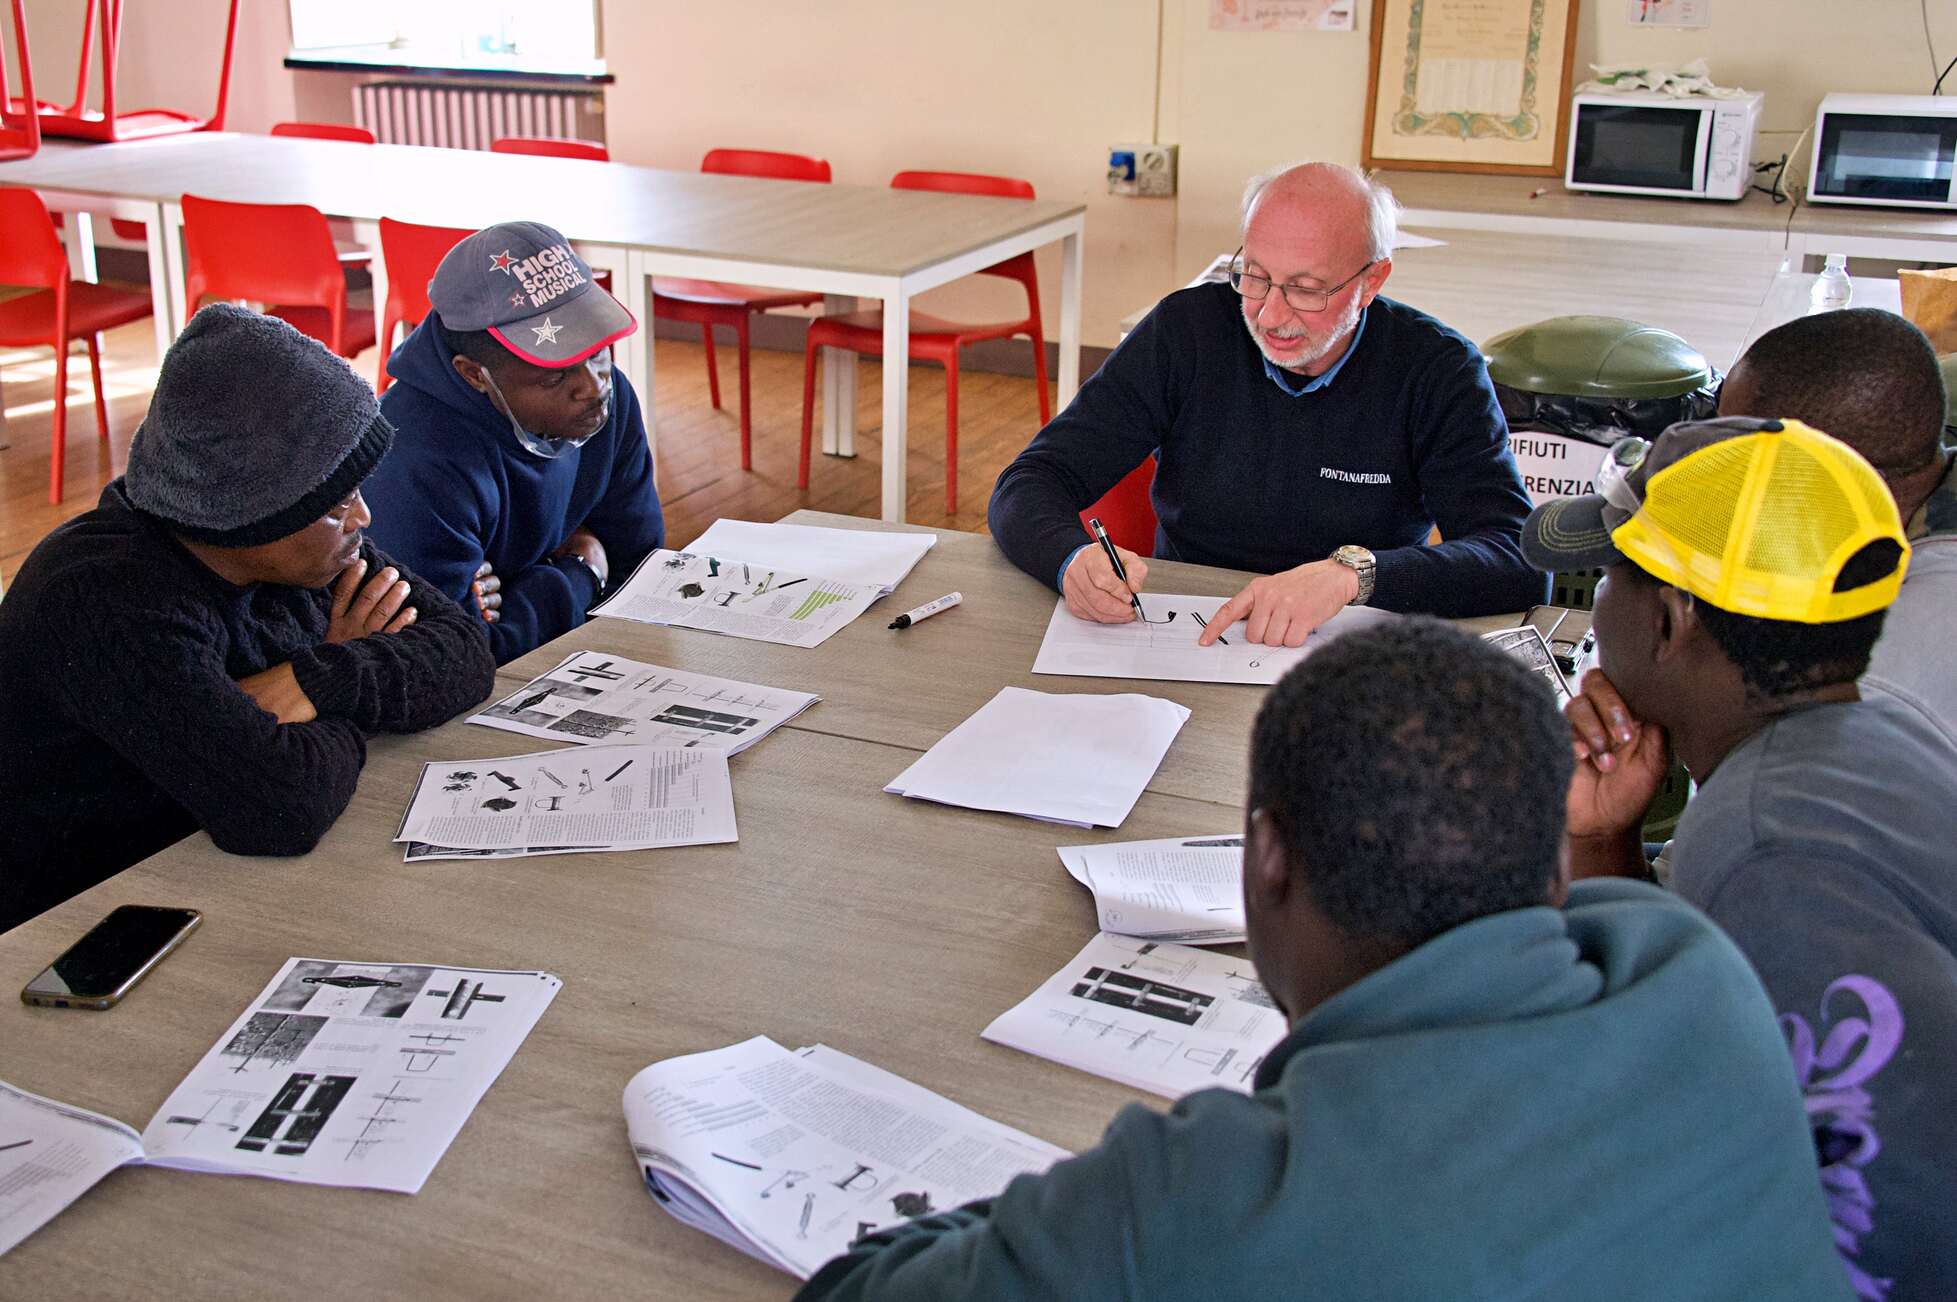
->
[620,250,657,468]
[352,219,388,373]
[60,210,98,283]
[138,203,174,364]
[880,292,910,523]
[1057,226,1083,407]
[159,203,189,338]
[821,294,857,457]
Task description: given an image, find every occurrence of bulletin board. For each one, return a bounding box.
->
[1362,0,1581,175]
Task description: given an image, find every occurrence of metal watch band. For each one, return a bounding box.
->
[1331,545,1376,606]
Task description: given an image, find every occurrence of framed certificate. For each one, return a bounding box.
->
[1362,0,1582,176]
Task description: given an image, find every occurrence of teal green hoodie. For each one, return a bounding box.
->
[796,880,1851,1301]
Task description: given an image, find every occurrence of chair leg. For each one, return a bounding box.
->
[50,341,69,504]
[735,313,753,472]
[798,336,820,491]
[377,311,397,392]
[944,353,960,515]
[1029,324,1052,425]
[86,335,110,439]
[701,321,721,410]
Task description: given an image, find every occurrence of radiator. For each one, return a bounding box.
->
[352,80,601,151]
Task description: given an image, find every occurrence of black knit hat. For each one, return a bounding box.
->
[125,303,394,547]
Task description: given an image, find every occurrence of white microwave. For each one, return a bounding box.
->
[1565,90,1763,201]
[1808,94,1957,210]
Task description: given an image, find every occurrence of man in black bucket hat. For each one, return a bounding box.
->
[0,304,496,933]
[366,220,664,664]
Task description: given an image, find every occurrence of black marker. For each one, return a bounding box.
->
[889,592,961,630]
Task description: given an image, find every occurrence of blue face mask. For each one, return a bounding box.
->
[479,350,613,460]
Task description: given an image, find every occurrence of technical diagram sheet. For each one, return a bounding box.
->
[138,959,559,1193]
[623,1036,1067,1278]
[685,519,937,593]
[1032,595,1400,684]
[1058,835,1247,944]
[0,1081,144,1256]
[885,687,1190,828]
[982,933,1287,1099]
[470,650,818,753]
[395,745,737,860]
[593,549,883,648]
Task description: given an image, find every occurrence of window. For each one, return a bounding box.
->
[286,1,604,79]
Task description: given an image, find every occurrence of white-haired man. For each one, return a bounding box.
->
[989,162,1543,646]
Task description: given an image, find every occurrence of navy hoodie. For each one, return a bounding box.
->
[367,320,663,663]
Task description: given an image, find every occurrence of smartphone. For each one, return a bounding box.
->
[1522,604,1596,677]
[20,905,202,1010]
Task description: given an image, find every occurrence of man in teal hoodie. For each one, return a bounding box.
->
[795,619,1850,1301]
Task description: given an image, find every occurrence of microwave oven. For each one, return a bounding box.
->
[1808,93,1957,210]
[1564,90,1763,200]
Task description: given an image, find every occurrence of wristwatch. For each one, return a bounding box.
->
[1330,545,1376,606]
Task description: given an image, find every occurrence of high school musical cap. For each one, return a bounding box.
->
[428,220,636,367]
[1521,416,1909,623]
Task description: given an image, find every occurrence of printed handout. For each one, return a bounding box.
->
[594,549,883,648]
[685,519,937,594]
[1032,596,1400,685]
[470,651,818,752]
[1058,834,1246,944]
[1480,625,1573,701]
[624,1036,1067,1278]
[395,745,736,860]
[982,933,1286,1099]
[0,958,558,1242]
[886,687,1191,828]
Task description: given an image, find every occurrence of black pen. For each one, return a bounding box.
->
[1086,516,1146,622]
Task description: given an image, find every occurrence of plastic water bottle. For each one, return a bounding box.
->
[1809,255,1853,314]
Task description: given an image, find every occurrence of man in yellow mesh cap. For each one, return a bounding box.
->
[1521,415,1956,1299]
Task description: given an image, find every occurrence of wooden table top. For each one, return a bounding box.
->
[0,136,1086,279]
[0,515,1511,1296]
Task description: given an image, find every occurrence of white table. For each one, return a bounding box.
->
[0,136,1087,523]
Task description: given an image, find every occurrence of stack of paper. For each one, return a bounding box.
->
[624,1036,1067,1278]
[470,651,818,753]
[1032,596,1399,685]
[982,933,1287,1099]
[594,522,937,648]
[885,687,1191,828]
[395,744,736,862]
[1058,835,1246,944]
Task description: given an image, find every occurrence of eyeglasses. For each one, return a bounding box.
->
[1229,247,1376,312]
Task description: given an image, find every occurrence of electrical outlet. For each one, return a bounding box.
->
[1108,142,1177,198]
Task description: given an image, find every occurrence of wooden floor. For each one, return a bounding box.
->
[0,319,1052,580]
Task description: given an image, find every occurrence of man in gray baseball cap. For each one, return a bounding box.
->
[365,219,664,664]
[0,304,496,933]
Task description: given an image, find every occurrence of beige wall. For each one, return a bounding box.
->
[49,0,1950,345]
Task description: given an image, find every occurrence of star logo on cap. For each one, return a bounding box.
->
[489,250,515,274]
[510,292,525,307]
[531,317,563,345]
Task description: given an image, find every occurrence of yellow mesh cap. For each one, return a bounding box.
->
[1611,421,1910,623]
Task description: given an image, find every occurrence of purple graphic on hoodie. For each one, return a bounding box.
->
[1781,974,1903,1301]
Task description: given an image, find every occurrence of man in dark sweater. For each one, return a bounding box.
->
[989,162,1544,646]
[365,220,663,664]
[0,305,496,934]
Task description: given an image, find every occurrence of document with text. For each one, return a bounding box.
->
[594,549,883,648]
[624,1036,1067,1277]
[982,933,1286,1099]
[470,651,818,752]
[1033,596,1400,684]
[0,1081,144,1257]
[1058,834,1246,944]
[395,744,736,861]
[885,687,1190,828]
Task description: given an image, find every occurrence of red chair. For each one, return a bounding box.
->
[270,121,377,144]
[800,170,1052,513]
[490,135,609,161]
[180,194,376,361]
[1080,456,1159,558]
[0,189,152,502]
[32,0,239,142]
[376,217,472,391]
[653,148,834,470]
[0,0,40,162]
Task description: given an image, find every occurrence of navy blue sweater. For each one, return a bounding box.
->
[989,284,1546,615]
[367,321,664,663]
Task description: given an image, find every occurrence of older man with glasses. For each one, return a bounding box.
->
[989,162,1544,646]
